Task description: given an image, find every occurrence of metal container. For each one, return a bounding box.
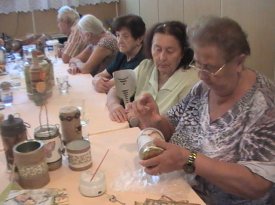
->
[59,105,83,145]
[13,140,50,188]
[0,114,28,170]
[34,124,63,171]
[137,128,165,160]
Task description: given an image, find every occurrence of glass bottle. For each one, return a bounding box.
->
[0,44,6,73]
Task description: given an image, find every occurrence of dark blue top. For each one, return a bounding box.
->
[106,47,145,76]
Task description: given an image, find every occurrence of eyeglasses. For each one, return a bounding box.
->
[189,59,226,76]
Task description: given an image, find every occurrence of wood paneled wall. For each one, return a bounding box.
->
[0,3,117,38]
[119,0,275,81]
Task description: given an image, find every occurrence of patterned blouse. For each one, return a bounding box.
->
[88,31,118,76]
[167,71,275,205]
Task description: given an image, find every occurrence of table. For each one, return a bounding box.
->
[0,59,128,139]
[0,127,205,205]
[0,59,205,204]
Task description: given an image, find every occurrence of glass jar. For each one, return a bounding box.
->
[0,81,13,107]
[137,128,165,160]
[24,51,54,105]
[34,124,63,171]
[0,45,6,73]
[0,114,28,170]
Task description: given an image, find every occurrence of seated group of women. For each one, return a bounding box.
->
[58,9,275,205]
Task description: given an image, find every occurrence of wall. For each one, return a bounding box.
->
[0,2,118,38]
[119,0,275,81]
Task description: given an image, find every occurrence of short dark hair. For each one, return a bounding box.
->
[144,21,193,70]
[187,16,250,62]
[112,14,146,39]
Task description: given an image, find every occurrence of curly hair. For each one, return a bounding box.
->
[187,16,250,62]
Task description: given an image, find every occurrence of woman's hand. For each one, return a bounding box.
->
[108,104,128,122]
[139,139,189,175]
[68,58,84,75]
[93,76,113,93]
[127,93,160,127]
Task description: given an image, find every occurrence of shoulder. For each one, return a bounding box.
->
[254,71,275,107]
[98,33,117,46]
[135,59,154,74]
[137,59,154,69]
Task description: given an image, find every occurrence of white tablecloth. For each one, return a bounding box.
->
[0,58,128,151]
[0,127,206,205]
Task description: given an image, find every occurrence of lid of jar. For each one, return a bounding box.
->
[34,124,59,139]
[1,114,26,136]
[59,105,80,116]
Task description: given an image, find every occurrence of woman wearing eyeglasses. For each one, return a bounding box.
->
[128,16,275,204]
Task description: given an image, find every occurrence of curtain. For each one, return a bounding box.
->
[0,0,118,14]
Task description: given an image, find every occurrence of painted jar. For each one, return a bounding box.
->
[34,124,63,171]
[59,105,83,145]
[24,51,54,105]
[0,114,28,170]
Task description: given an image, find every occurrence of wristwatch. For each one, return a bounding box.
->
[183,151,197,174]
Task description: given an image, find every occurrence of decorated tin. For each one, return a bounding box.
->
[34,124,63,171]
[13,140,50,189]
[59,105,83,144]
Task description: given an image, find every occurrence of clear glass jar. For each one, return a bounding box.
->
[137,127,165,160]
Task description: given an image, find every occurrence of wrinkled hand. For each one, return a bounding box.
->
[126,93,160,127]
[68,62,81,75]
[139,139,189,175]
[109,104,128,122]
[93,76,113,93]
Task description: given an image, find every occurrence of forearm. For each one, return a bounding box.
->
[195,153,272,199]
[106,87,121,110]
[61,53,71,64]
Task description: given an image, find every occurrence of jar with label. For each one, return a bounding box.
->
[34,124,63,171]
[59,105,83,144]
[0,81,13,106]
[0,114,28,170]
[137,127,165,160]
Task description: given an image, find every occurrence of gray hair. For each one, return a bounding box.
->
[57,6,80,25]
[187,16,250,62]
[78,14,105,35]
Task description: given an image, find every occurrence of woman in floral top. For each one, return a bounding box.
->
[128,16,275,205]
[68,14,117,76]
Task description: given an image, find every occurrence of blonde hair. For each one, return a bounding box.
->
[78,14,105,35]
[57,6,79,25]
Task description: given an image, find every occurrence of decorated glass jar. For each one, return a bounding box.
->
[0,114,28,170]
[24,51,54,105]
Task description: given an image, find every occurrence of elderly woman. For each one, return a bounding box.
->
[128,16,275,204]
[68,14,118,76]
[92,14,146,93]
[57,6,87,63]
[107,21,198,123]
